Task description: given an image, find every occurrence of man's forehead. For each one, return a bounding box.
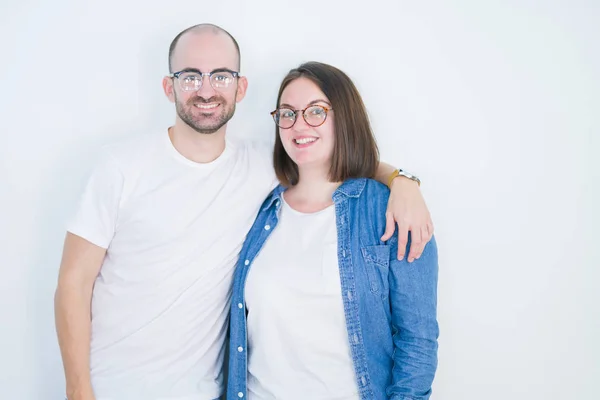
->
[171,30,238,71]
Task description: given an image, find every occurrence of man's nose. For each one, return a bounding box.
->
[195,75,217,98]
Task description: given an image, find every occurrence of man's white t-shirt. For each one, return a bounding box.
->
[67,130,277,400]
[244,197,360,400]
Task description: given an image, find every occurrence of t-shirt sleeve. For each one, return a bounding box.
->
[66,150,125,249]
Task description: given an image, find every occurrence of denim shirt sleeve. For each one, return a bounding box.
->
[386,234,439,399]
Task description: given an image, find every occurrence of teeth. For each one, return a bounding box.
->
[295,137,317,145]
[194,103,219,109]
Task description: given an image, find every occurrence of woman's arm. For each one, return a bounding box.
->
[386,235,439,399]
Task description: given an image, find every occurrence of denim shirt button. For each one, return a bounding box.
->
[342,249,346,257]
[244,259,250,266]
[264,224,271,231]
[238,392,244,398]
[238,346,244,352]
[353,334,359,344]
[238,303,243,309]
[361,376,367,386]
[347,291,353,301]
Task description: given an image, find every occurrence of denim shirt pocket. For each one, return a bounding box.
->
[361,245,390,299]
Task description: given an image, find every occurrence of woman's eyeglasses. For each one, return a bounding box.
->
[271,105,332,129]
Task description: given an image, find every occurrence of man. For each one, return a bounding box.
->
[55,24,433,400]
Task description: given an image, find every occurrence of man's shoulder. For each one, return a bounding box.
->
[228,137,272,158]
[103,131,162,157]
[227,138,274,174]
[225,137,278,195]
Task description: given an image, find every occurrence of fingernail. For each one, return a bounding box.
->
[408,257,415,263]
[398,256,404,261]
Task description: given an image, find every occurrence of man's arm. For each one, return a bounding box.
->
[55,233,106,400]
[374,162,433,262]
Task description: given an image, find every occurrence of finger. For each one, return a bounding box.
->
[407,229,424,262]
[416,225,430,258]
[396,223,409,260]
[421,224,431,245]
[426,221,434,237]
[380,212,396,241]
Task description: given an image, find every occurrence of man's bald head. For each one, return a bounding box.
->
[168,24,241,73]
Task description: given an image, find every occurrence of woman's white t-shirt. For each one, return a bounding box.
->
[244,197,360,400]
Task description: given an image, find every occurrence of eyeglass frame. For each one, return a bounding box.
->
[169,68,241,92]
[270,105,333,129]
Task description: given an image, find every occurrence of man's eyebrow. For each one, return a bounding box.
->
[209,67,238,73]
[278,99,332,109]
[176,67,201,74]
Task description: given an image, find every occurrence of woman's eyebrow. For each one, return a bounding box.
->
[278,99,332,109]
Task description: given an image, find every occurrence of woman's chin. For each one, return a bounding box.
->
[292,157,331,172]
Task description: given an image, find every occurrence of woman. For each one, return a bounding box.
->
[227,62,439,400]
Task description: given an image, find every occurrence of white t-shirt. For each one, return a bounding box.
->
[245,197,360,400]
[67,130,277,400]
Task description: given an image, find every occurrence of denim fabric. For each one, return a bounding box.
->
[227,178,439,400]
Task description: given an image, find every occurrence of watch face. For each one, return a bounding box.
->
[399,171,420,183]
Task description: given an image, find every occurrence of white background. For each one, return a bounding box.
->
[1,0,598,399]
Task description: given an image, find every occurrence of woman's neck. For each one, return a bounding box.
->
[285,166,341,213]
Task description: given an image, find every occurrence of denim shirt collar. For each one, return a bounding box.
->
[261,178,367,212]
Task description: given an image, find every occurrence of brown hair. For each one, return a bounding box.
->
[273,62,379,186]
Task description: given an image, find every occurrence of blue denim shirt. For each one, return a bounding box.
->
[227,178,439,400]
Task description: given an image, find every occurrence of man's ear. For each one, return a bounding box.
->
[235,76,248,103]
[163,76,176,103]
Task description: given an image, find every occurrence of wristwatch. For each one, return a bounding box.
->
[388,169,421,188]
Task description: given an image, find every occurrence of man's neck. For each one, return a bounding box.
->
[169,120,227,164]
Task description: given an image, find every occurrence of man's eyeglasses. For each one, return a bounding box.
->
[271,105,332,129]
[170,68,240,91]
